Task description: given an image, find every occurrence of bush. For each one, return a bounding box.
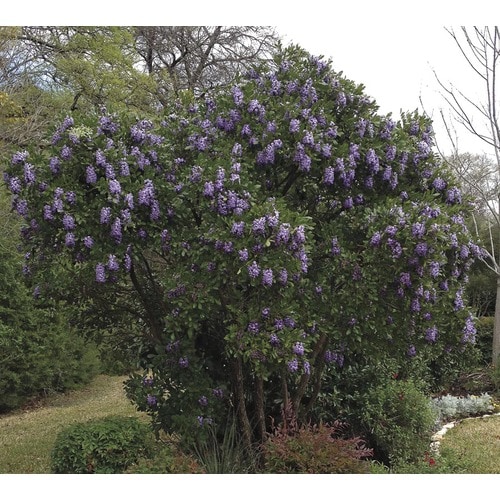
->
[190,418,259,473]
[261,419,372,474]
[51,416,152,473]
[0,320,101,412]
[372,447,470,474]
[361,379,437,466]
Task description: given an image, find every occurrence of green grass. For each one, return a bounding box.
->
[438,414,500,474]
[0,375,144,473]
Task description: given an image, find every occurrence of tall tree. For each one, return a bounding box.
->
[134,26,279,100]
[436,27,500,366]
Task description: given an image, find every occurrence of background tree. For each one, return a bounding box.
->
[133,26,279,100]
[435,26,500,366]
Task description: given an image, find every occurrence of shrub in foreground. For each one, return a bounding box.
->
[262,419,372,473]
[361,379,437,466]
[51,416,152,473]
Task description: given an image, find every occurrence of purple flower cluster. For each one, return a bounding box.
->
[262,268,273,287]
[425,325,438,343]
[248,261,260,279]
[324,350,344,367]
[146,394,157,407]
[138,179,155,206]
[294,143,312,172]
[331,237,341,256]
[461,315,476,343]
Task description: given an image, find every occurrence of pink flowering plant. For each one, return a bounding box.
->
[4,46,480,447]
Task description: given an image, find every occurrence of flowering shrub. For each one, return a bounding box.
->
[4,46,480,446]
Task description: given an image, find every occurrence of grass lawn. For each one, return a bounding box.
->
[0,375,144,474]
[438,414,500,474]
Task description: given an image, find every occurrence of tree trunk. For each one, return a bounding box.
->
[493,276,500,367]
[231,356,253,449]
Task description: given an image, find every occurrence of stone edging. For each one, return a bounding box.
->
[430,412,500,456]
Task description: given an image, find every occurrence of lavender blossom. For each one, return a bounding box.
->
[262,268,273,287]
[86,165,97,184]
[248,261,260,279]
[370,232,382,247]
[11,150,29,165]
[461,315,476,343]
[293,342,305,356]
[83,236,94,249]
[62,214,75,231]
[425,325,438,343]
[247,322,260,334]
[100,207,111,224]
[239,248,249,261]
[323,166,335,186]
[109,179,121,196]
[287,358,299,373]
[95,263,106,283]
[8,176,22,194]
[277,268,288,285]
[111,218,122,243]
[63,232,75,247]
[269,333,281,347]
[414,242,428,257]
[331,237,341,256]
[252,217,266,236]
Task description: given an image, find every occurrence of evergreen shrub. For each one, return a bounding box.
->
[361,379,437,466]
[51,416,152,473]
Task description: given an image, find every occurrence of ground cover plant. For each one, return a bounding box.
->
[4,45,481,453]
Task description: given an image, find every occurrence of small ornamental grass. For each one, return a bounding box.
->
[51,416,153,473]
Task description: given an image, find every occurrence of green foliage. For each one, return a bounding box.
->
[262,419,372,473]
[474,316,494,364]
[0,187,100,412]
[371,447,470,474]
[360,379,437,467]
[51,416,152,473]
